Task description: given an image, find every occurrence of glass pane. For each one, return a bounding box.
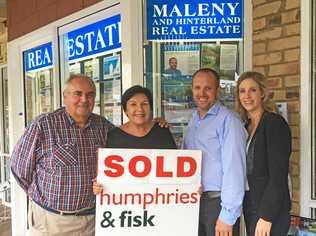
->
[58,11,123,125]
[69,62,81,75]
[2,67,9,153]
[61,54,123,124]
[63,54,123,125]
[24,69,54,125]
[101,54,122,126]
[144,41,241,147]
[83,58,101,115]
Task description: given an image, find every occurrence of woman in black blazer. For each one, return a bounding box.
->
[236,71,291,236]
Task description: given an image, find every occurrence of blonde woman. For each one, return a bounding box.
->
[236,71,291,236]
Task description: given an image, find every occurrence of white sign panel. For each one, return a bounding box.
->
[96,149,202,236]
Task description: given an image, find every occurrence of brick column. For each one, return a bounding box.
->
[252,0,300,215]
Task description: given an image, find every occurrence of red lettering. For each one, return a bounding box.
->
[190,192,199,203]
[129,156,152,177]
[179,192,190,203]
[104,155,124,177]
[156,156,173,177]
[177,156,196,177]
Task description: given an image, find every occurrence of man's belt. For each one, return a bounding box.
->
[202,191,221,199]
[34,201,95,216]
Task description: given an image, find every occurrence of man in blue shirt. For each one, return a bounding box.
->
[183,68,247,236]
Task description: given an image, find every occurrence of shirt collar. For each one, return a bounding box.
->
[194,101,221,119]
[63,107,93,128]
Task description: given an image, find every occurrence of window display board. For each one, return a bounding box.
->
[201,43,238,110]
[153,42,239,147]
[144,0,244,148]
[23,42,54,125]
[162,44,199,124]
[59,6,122,125]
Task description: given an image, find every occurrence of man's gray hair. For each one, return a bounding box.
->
[64,74,96,92]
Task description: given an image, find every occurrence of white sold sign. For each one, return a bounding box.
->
[95,149,202,236]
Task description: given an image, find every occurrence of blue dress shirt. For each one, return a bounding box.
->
[183,101,247,225]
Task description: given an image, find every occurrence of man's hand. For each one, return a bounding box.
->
[92,178,103,195]
[215,219,232,236]
[153,117,170,128]
[255,218,272,236]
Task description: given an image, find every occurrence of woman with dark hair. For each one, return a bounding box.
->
[236,71,292,236]
[93,85,176,193]
[105,85,176,149]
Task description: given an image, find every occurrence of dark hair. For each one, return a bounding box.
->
[192,68,220,88]
[121,85,153,112]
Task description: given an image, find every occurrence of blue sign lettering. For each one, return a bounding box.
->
[24,42,53,72]
[66,14,121,62]
[147,0,243,41]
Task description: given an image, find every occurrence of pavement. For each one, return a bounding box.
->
[0,220,11,236]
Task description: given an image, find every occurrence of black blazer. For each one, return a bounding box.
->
[246,111,291,222]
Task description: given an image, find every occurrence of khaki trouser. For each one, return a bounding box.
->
[28,201,95,236]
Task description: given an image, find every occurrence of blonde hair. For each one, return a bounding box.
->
[236,71,274,121]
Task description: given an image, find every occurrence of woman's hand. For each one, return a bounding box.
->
[153,117,170,128]
[92,178,103,195]
[255,218,272,236]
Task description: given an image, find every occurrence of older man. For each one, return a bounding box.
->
[10,74,113,236]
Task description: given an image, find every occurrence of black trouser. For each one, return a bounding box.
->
[198,192,240,236]
[243,191,290,236]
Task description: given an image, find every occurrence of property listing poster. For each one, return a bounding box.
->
[102,55,122,126]
[95,149,202,236]
[163,44,200,76]
[161,44,199,125]
[201,43,238,110]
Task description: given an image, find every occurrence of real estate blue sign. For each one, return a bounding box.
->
[66,14,121,62]
[147,0,243,41]
[24,42,53,72]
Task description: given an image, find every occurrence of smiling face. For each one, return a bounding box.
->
[192,71,219,117]
[238,78,264,114]
[125,93,151,126]
[169,58,178,70]
[63,77,96,125]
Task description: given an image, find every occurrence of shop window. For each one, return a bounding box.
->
[143,0,244,147]
[23,42,54,126]
[58,8,122,125]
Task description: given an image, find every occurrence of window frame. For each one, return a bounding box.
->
[300,0,316,217]
[0,65,11,206]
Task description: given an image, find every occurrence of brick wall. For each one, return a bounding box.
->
[252,0,300,215]
[7,0,102,41]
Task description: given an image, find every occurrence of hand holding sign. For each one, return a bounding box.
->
[95,149,201,236]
